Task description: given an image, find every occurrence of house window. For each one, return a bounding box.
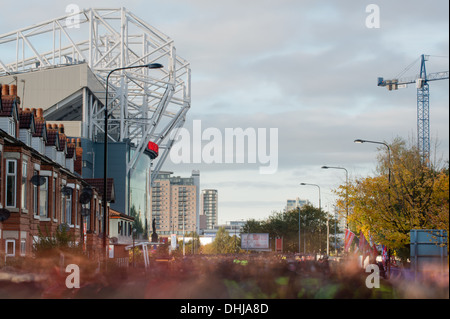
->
[98,205,103,234]
[20,239,26,256]
[85,202,91,231]
[6,160,17,208]
[52,177,56,220]
[61,192,66,223]
[5,240,15,257]
[21,161,28,210]
[0,150,2,207]
[93,200,97,232]
[39,177,48,218]
[33,171,39,216]
[9,118,16,137]
[65,194,72,225]
[75,189,79,226]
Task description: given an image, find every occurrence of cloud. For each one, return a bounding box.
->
[1,0,448,224]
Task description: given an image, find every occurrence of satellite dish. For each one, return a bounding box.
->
[30,174,46,186]
[81,208,90,217]
[0,208,11,222]
[79,187,93,204]
[61,186,73,196]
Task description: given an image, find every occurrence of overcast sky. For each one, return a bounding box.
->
[1,0,448,224]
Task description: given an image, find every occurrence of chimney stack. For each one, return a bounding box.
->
[37,108,44,119]
[10,84,17,96]
[74,137,83,175]
[2,84,9,96]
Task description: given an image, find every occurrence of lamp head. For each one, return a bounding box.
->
[354,139,365,144]
[321,166,329,169]
[145,63,164,69]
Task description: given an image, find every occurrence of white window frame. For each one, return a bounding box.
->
[66,193,72,225]
[85,202,91,231]
[9,118,16,137]
[5,239,16,257]
[21,161,28,210]
[5,159,17,208]
[61,192,66,224]
[20,239,26,256]
[39,177,49,218]
[33,170,39,216]
[75,189,79,226]
[53,177,57,220]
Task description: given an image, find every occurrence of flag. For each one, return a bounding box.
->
[368,231,379,257]
[382,245,388,266]
[359,231,370,255]
[344,229,355,253]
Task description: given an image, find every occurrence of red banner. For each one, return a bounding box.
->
[344,229,355,252]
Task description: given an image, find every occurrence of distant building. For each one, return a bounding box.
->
[285,197,310,212]
[150,171,199,237]
[192,170,200,233]
[199,214,207,230]
[201,220,245,241]
[201,189,218,230]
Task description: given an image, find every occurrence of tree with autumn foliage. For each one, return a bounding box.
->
[335,137,449,261]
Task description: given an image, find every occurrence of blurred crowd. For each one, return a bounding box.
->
[0,252,448,299]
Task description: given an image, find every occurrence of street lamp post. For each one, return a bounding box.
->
[354,138,392,278]
[322,165,349,229]
[103,63,163,254]
[300,183,328,255]
[354,139,391,185]
[183,195,186,257]
[132,228,137,267]
[334,206,338,256]
[297,206,301,254]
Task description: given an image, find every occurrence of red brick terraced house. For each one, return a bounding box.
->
[0,84,112,260]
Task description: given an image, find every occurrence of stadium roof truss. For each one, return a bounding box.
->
[0,7,191,184]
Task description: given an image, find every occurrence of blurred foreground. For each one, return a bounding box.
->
[0,252,448,299]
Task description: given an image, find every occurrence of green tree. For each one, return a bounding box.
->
[129,205,144,237]
[182,232,201,255]
[212,227,239,254]
[242,206,341,254]
[335,137,449,260]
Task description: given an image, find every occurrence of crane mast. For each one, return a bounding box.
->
[377,54,449,163]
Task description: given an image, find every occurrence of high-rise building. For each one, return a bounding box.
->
[192,170,200,233]
[285,197,310,212]
[201,189,218,230]
[151,171,199,236]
